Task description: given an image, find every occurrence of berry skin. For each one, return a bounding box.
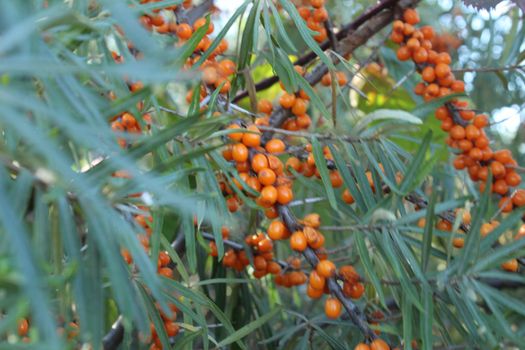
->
[18,319,29,336]
[370,338,390,350]
[512,189,525,207]
[396,46,411,61]
[268,220,288,240]
[324,297,342,319]
[259,186,278,206]
[501,259,518,272]
[265,139,286,154]
[290,230,307,251]
[403,8,420,25]
[258,168,277,186]
[279,93,296,109]
[258,99,273,114]
[176,23,193,39]
[251,153,269,173]
[316,259,336,278]
[232,143,249,162]
[355,344,371,350]
[242,125,261,147]
[309,270,326,290]
[276,185,294,205]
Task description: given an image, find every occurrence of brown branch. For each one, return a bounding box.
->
[232,0,406,103]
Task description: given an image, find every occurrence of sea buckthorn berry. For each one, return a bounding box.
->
[403,8,420,25]
[336,71,348,86]
[259,186,278,206]
[258,238,273,252]
[348,282,365,299]
[290,230,307,251]
[494,149,513,164]
[313,7,329,22]
[512,189,525,207]
[298,6,311,20]
[406,37,420,50]
[392,20,404,32]
[258,168,277,186]
[339,265,359,283]
[459,110,475,121]
[265,139,286,154]
[309,270,326,290]
[435,63,451,79]
[491,161,506,178]
[242,125,261,147]
[252,153,269,173]
[304,213,321,228]
[501,259,519,272]
[370,338,391,350]
[396,46,411,61]
[403,23,415,36]
[277,185,294,204]
[193,17,214,34]
[219,59,236,76]
[307,283,324,299]
[498,197,513,213]
[390,31,404,44]
[450,125,465,140]
[505,171,521,187]
[355,344,371,350]
[268,220,288,240]
[292,98,308,116]
[422,66,435,82]
[325,297,342,319]
[176,23,193,39]
[451,80,465,92]
[316,259,336,278]
[18,319,29,336]
[342,188,355,204]
[226,123,243,141]
[414,82,426,95]
[465,125,480,140]
[258,99,273,114]
[330,171,343,188]
[310,0,325,9]
[421,25,434,40]
[473,114,489,128]
[232,143,249,162]
[279,92,296,109]
[285,156,303,173]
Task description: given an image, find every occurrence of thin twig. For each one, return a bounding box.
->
[452,64,525,74]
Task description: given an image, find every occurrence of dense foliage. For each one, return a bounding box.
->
[1,0,524,349]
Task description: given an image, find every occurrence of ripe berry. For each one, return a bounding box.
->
[435,63,451,79]
[316,260,336,278]
[396,46,411,61]
[324,297,342,319]
[501,259,518,272]
[242,125,261,147]
[279,93,296,109]
[252,153,269,173]
[258,99,273,114]
[422,66,435,82]
[258,168,277,186]
[403,8,420,25]
[512,189,525,207]
[18,319,29,336]
[268,220,288,240]
[309,270,326,290]
[290,231,307,251]
[232,143,249,162]
[355,344,371,350]
[265,139,286,154]
[277,185,294,204]
[176,23,193,39]
[307,283,324,298]
[259,186,278,206]
[370,338,390,350]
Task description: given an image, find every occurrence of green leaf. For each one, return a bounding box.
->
[217,307,281,347]
[354,109,422,135]
[311,137,338,210]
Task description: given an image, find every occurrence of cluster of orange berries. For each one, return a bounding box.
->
[12,318,79,344]
[354,338,391,350]
[182,18,234,99]
[144,304,180,350]
[220,122,293,213]
[138,0,192,34]
[298,0,330,43]
[391,8,524,266]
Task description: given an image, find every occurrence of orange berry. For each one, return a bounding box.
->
[277,185,294,204]
[491,161,506,178]
[325,297,342,319]
[310,0,324,8]
[348,282,365,299]
[396,46,411,61]
[512,189,525,207]
[307,283,324,298]
[498,197,514,213]
[316,259,336,278]
[370,338,390,350]
[506,171,521,187]
[403,8,420,25]
[265,139,286,154]
[18,319,29,336]
[193,17,214,34]
[450,125,466,140]
[355,344,371,350]
[292,98,308,116]
[268,220,288,240]
[251,153,269,173]
[473,114,489,128]
[176,23,193,39]
[279,93,296,109]
[501,259,518,272]
[259,186,278,206]
[290,230,307,251]
[258,168,277,186]
[342,189,355,204]
[422,66,435,82]
[226,123,243,141]
[435,63,451,79]
[258,99,273,114]
[232,143,249,162]
[313,7,329,22]
[309,270,326,290]
[242,124,261,147]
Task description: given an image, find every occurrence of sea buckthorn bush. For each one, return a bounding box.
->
[0,1,524,349]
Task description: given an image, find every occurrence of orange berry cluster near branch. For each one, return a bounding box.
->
[139,0,192,34]
[220,122,293,212]
[298,0,330,43]
[390,8,524,250]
